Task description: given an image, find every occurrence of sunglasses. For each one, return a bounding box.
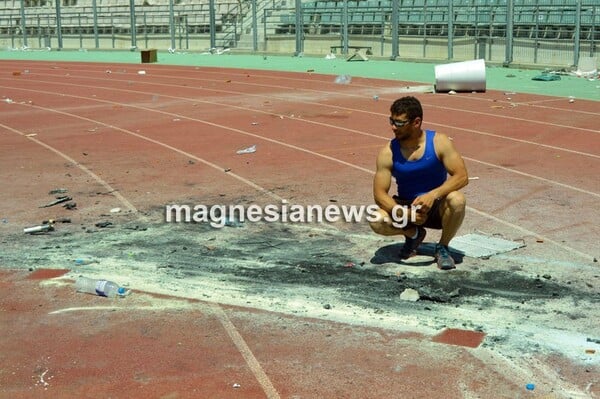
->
[389,117,412,128]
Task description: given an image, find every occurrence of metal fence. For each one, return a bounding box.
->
[264,0,598,66]
[0,0,243,50]
[0,0,597,67]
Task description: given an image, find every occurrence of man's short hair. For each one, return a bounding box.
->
[390,96,423,120]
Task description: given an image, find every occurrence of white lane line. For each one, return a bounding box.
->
[0,122,140,215]
[211,304,281,399]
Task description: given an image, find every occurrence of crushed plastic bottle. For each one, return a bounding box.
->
[75,276,129,298]
[334,75,352,84]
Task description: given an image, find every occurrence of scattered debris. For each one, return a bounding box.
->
[224,217,243,228]
[39,196,72,208]
[24,224,54,234]
[525,383,535,391]
[399,288,420,302]
[74,258,98,265]
[138,70,146,75]
[42,218,71,224]
[236,144,256,155]
[532,73,560,81]
[418,287,460,303]
[232,383,241,389]
[334,75,352,84]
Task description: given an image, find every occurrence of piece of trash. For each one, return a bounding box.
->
[587,337,600,344]
[12,71,21,76]
[568,96,575,103]
[251,122,259,125]
[468,177,479,180]
[236,144,256,155]
[400,288,420,302]
[307,69,314,73]
[344,262,355,268]
[232,383,241,389]
[95,221,113,228]
[39,196,72,208]
[448,90,457,95]
[138,70,146,75]
[24,224,54,234]
[525,383,535,391]
[110,207,121,213]
[373,95,379,101]
[323,303,331,309]
[42,217,71,224]
[532,74,560,81]
[63,202,77,210]
[334,75,352,84]
[325,53,336,59]
[74,258,97,266]
[26,133,37,137]
[224,217,243,227]
[585,349,596,354]
[106,70,112,74]
[75,276,129,297]
[4,98,14,103]
[224,168,231,172]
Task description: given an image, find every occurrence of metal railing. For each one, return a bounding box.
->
[0,0,597,67]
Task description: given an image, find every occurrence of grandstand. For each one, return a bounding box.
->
[0,0,597,67]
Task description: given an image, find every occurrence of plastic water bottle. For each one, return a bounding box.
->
[75,276,128,298]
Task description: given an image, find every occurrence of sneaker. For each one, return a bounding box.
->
[435,244,456,270]
[399,227,426,259]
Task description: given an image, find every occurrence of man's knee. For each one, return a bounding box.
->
[369,209,397,236]
[445,191,466,211]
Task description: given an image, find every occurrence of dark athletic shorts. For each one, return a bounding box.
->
[393,195,443,230]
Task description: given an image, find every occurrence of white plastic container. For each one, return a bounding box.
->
[434,59,486,93]
[75,276,128,298]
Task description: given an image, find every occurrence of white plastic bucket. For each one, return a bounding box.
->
[434,59,486,92]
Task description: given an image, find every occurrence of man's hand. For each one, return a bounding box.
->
[412,192,437,214]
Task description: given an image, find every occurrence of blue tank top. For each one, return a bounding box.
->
[391,130,447,201]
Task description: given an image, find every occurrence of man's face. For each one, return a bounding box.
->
[389,113,414,140]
